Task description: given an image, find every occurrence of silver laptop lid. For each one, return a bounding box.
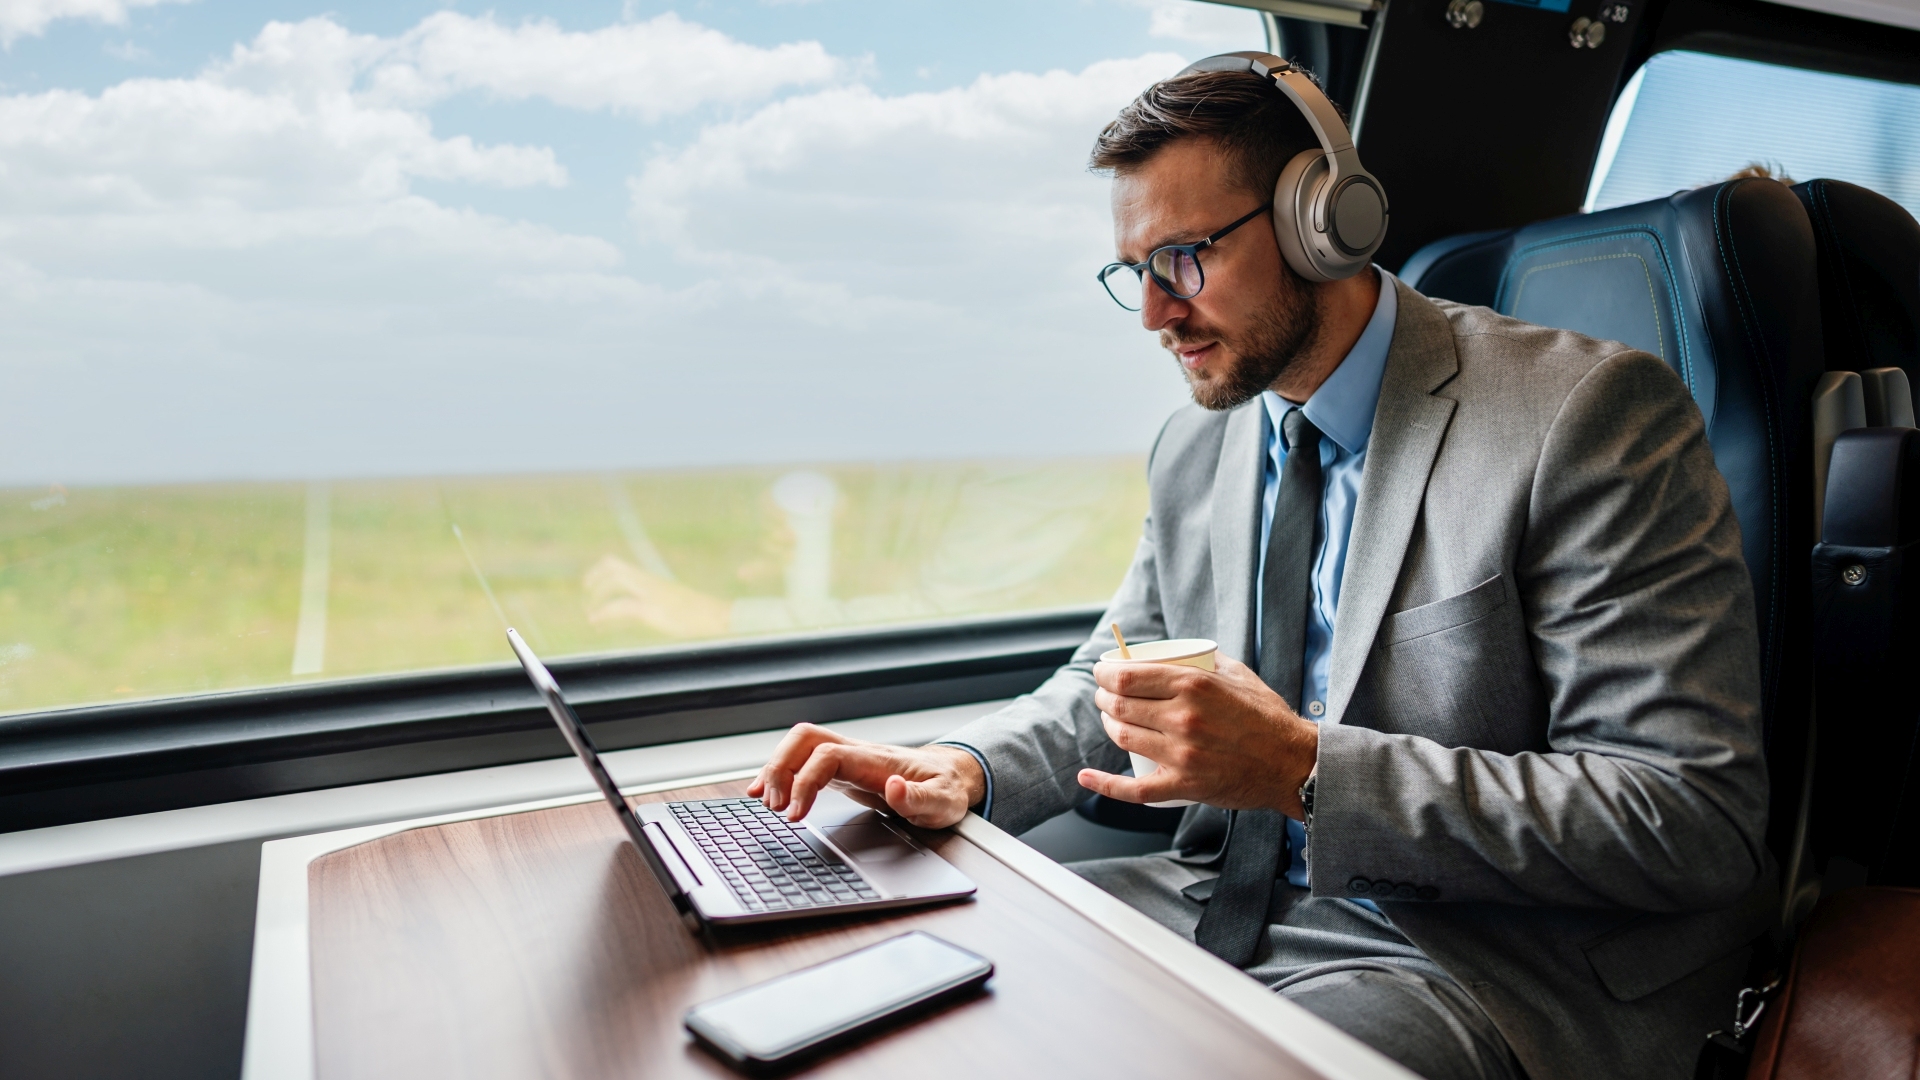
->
[505,627,700,912]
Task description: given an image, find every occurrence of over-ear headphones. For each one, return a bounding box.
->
[1175,52,1388,282]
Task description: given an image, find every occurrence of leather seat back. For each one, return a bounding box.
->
[1795,182,1920,885]
[1792,179,1920,405]
[1403,179,1828,864]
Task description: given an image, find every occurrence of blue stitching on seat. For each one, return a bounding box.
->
[1494,224,1693,393]
[1712,180,1784,729]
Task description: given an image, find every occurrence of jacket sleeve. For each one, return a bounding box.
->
[1308,349,1772,911]
[937,428,1180,837]
[937,533,1164,836]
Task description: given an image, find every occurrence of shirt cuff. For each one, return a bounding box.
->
[933,741,994,821]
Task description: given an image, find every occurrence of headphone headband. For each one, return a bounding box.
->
[1176,53,1355,156]
[1171,51,1387,281]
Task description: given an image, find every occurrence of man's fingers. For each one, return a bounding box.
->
[1078,767,1183,805]
[1078,768,1143,802]
[755,732,974,825]
[1101,712,1176,763]
[1092,660,1192,699]
[1095,683,1198,737]
[765,722,846,773]
[784,744,847,821]
[884,775,922,820]
[1095,688,1150,728]
[756,765,795,811]
[756,723,851,811]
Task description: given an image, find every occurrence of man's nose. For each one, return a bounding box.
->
[1139,278,1189,332]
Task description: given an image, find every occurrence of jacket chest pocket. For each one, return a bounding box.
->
[1379,572,1509,647]
[1367,571,1540,751]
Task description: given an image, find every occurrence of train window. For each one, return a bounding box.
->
[0,1,1265,715]
[1587,49,1920,215]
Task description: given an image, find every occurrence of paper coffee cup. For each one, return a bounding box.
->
[1097,638,1216,808]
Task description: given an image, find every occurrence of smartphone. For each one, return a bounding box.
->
[684,931,993,1073]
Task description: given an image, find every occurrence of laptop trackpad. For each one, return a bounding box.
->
[821,822,920,864]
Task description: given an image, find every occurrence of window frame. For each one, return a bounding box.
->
[0,606,1099,834]
[1641,0,1920,92]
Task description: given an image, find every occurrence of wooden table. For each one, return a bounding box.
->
[251,774,1411,1080]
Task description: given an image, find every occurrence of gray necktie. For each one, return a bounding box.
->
[1194,408,1321,968]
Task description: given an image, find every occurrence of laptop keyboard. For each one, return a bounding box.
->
[670,799,881,912]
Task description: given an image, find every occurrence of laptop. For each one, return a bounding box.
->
[506,628,976,927]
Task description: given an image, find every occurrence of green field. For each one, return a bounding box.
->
[0,459,1147,716]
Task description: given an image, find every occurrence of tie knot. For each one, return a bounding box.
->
[1281,408,1321,454]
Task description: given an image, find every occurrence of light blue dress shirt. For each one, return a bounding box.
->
[944,269,1400,875]
[1257,267,1398,894]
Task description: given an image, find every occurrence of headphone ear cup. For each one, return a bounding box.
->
[1273,148,1334,282]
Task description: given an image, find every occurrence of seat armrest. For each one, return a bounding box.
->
[1821,427,1920,547]
[1811,426,1920,885]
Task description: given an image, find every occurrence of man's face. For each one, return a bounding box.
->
[1111,138,1320,409]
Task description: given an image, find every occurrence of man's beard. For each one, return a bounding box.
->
[1165,272,1322,411]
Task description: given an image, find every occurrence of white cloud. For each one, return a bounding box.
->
[0,0,189,46]
[0,10,856,251]
[632,56,1183,244]
[1145,1,1267,50]
[0,17,572,247]
[0,8,853,241]
[627,54,1188,321]
[0,14,1202,484]
[364,12,849,119]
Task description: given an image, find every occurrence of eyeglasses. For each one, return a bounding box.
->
[1096,202,1273,312]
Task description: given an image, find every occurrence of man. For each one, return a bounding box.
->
[749,67,1775,1080]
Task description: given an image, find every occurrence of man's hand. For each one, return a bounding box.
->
[1081,655,1319,819]
[748,723,986,829]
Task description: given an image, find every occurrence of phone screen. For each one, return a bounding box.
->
[685,931,992,1064]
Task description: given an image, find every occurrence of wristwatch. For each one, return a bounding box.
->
[1298,770,1317,831]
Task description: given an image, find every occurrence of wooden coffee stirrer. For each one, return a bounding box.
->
[1110,623,1133,659]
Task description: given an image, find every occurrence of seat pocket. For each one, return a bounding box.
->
[1378,572,1508,648]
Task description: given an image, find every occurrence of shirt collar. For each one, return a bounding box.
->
[1262,266,1399,457]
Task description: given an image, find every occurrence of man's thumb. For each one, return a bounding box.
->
[884,774,921,814]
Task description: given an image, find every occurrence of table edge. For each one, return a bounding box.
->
[953,814,1417,1080]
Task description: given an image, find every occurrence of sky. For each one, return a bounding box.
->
[1592,49,1920,217]
[0,0,1268,485]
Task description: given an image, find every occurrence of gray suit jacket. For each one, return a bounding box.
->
[942,279,1776,1080]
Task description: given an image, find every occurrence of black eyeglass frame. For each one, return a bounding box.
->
[1096,202,1274,311]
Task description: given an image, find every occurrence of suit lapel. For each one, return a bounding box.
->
[1209,401,1266,665]
[1326,282,1461,720]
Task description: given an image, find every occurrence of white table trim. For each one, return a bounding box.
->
[957,814,1417,1080]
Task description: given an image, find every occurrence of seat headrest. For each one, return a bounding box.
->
[1792,179,1920,387]
[1404,178,1823,467]
[1395,228,1511,310]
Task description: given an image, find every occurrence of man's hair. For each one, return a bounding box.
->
[1725,161,1794,184]
[1088,69,1324,198]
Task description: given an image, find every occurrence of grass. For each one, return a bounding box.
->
[0,458,1147,716]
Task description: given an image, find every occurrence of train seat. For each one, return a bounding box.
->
[1402,178,1827,883]
[1090,179,1831,856]
[1797,182,1920,887]
[1792,179,1920,400]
